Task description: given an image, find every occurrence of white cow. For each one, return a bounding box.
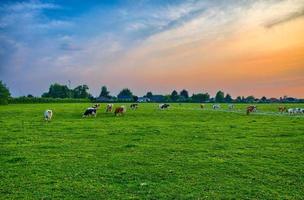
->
[288,108,302,115]
[44,110,53,121]
[106,104,113,112]
[212,104,220,110]
[228,104,234,110]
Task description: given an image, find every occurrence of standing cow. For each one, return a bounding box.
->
[44,110,53,121]
[159,104,170,110]
[246,105,257,115]
[114,106,126,116]
[228,104,234,110]
[106,104,113,112]
[212,104,220,110]
[278,106,287,113]
[83,104,100,117]
[130,103,138,110]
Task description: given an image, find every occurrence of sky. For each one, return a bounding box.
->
[0,0,304,98]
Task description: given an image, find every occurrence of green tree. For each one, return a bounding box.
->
[133,95,138,102]
[73,85,90,98]
[261,96,267,102]
[170,90,179,101]
[180,89,189,99]
[224,94,233,103]
[191,93,210,102]
[99,86,110,98]
[215,90,225,103]
[0,81,10,105]
[145,92,153,99]
[42,83,72,98]
[118,88,133,98]
[235,96,242,103]
[246,95,255,103]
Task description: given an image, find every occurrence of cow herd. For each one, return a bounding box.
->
[44,103,304,121]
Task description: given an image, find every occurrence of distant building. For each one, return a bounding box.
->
[96,96,113,102]
[137,97,150,102]
[117,95,133,101]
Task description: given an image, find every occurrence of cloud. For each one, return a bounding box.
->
[265,8,304,28]
[0,0,303,97]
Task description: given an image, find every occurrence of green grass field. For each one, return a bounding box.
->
[1,103,304,199]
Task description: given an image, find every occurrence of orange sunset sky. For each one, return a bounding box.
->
[0,0,303,97]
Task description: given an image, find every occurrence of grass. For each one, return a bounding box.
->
[0,103,304,199]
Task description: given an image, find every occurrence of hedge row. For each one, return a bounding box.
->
[8,97,91,104]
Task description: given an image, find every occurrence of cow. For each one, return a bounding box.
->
[130,103,138,110]
[200,104,204,109]
[228,104,234,110]
[92,104,100,109]
[114,106,126,116]
[106,104,113,112]
[278,106,287,113]
[212,104,220,110]
[246,105,257,115]
[44,110,53,121]
[159,103,170,110]
[83,108,98,117]
[288,108,304,115]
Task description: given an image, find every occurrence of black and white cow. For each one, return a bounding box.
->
[83,105,100,117]
[130,103,138,110]
[44,110,53,121]
[159,103,170,110]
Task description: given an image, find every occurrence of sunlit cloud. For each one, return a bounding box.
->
[0,0,303,97]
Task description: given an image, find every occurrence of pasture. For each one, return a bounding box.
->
[1,103,304,199]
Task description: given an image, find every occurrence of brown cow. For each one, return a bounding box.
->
[246,105,257,115]
[114,106,126,116]
[106,104,113,112]
[278,106,287,113]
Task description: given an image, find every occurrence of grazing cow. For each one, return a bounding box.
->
[228,104,234,110]
[246,105,257,115]
[278,106,287,113]
[288,108,304,115]
[212,104,220,110]
[130,103,138,110]
[114,106,126,116]
[44,110,53,121]
[106,104,113,112]
[200,104,204,109]
[83,105,100,117]
[159,103,170,110]
[92,104,100,109]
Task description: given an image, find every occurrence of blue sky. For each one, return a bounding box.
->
[1,0,304,97]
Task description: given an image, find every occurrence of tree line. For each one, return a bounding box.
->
[0,81,302,105]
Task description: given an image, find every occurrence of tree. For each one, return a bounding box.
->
[246,95,255,103]
[27,94,34,98]
[73,85,90,98]
[224,94,232,103]
[42,83,72,98]
[132,95,138,102]
[99,86,110,98]
[180,89,189,99]
[145,92,153,99]
[191,93,210,102]
[261,96,267,102]
[215,90,225,103]
[170,90,179,101]
[117,88,133,98]
[0,81,10,105]
[235,96,242,103]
